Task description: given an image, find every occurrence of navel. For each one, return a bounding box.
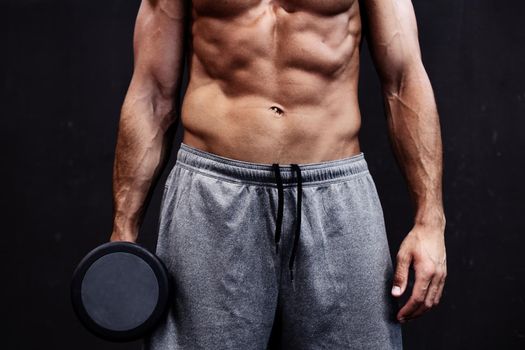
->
[269,105,285,116]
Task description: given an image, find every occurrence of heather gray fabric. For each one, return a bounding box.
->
[143,142,403,350]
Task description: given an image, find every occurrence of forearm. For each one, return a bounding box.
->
[109,0,186,241]
[382,64,445,229]
[361,0,447,318]
[111,83,178,241]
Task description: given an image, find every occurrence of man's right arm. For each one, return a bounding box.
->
[110,0,187,242]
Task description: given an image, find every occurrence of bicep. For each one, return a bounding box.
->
[360,0,423,88]
[131,0,188,97]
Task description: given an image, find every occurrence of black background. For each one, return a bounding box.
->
[3,0,525,349]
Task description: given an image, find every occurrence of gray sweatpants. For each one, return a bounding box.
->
[143,142,403,349]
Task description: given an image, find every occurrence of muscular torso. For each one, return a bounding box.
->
[181,0,363,163]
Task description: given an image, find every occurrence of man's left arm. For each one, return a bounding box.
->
[359,0,447,323]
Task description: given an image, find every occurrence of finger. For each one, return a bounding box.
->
[392,252,412,297]
[396,278,431,322]
[424,273,442,307]
[408,274,441,319]
[434,272,447,305]
[397,263,433,322]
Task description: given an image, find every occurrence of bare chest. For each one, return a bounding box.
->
[192,0,356,17]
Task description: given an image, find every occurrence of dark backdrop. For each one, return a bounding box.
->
[3,0,524,349]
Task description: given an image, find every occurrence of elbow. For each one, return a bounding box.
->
[153,81,179,118]
[379,58,427,97]
[144,74,181,126]
[151,91,179,128]
[123,76,180,129]
[150,72,183,127]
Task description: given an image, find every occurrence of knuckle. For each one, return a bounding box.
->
[397,252,409,264]
[414,295,425,304]
[394,270,407,280]
[420,264,436,277]
[435,267,445,277]
[424,300,434,308]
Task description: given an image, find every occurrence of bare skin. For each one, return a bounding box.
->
[110,0,447,324]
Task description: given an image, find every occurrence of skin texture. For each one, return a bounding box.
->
[110,0,447,323]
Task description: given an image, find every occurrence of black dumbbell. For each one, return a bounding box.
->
[71,241,173,342]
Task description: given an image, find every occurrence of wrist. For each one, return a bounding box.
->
[111,216,139,242]
[414,207,446,230]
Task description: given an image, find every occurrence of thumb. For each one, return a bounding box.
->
[392,252,411,297]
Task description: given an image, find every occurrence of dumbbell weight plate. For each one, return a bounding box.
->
[71,241,172,342]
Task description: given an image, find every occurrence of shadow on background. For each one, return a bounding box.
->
[2,0,524,349]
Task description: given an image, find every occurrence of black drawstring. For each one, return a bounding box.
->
[272,164,284,254]
[289,164,302,281]
[272,163,303,282]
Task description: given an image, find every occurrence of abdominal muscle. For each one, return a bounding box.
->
[180,0,363,164]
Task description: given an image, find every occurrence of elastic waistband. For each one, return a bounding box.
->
[176,142,369,187]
